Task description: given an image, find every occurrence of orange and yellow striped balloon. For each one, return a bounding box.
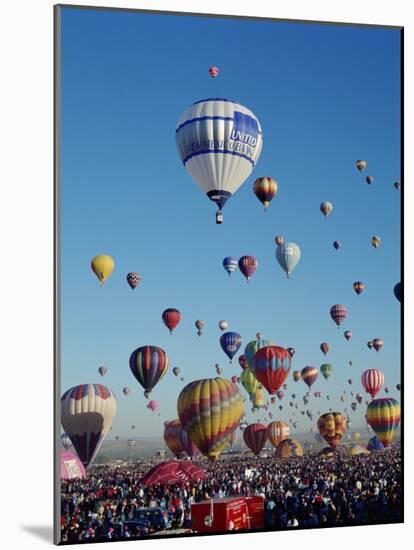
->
[253,177,278,211]
[267,421,290,448]
[317,412,347,449]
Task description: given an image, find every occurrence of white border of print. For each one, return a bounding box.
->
[0,0,410,548]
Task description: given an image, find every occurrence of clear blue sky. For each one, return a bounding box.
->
[60,7,401,439]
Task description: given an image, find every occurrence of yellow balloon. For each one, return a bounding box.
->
[91,255,115,284]
[252,387,265,409]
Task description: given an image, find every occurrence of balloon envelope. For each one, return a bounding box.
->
[91,255,114,285]
[253,345,291,394]
[275,242,301,277]
[129,345,169,396]
[366,398,400,447]
[60,451,86,480]
[243,423,268,455]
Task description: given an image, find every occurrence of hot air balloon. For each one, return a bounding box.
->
[61,384,117,467]
[238,255,258,282]
[371,236,381,248]
[61,433,73,451]
[195,320,204,336]
[98,366,107,377]
[223,259,239,279]
[366,398,400,447]
[243,423,268,455]
[240,368,260,396]
[231,375,238,384]
[238,354,249,370]
[122,387,130,396]
[293,370,301,382]
[287,347,295,358]
[173,367,181,377]
[372,338,384,352]
[367,436,385,451]
[177,378,244,461]
[366,175,374,185]
[252,387,265,409]
[253,345,291,395]
[147,400,158,412]
[394,181,400,190]
[351,402,357,412]
[276,438,303,458]
[346,419,352,429]
[164,419,185,458]
[348,378,352,385]
[367,340,373,350]
[394,282,401,302]
[330,304,347,327]
[301,366,318,388]
[267,421,289,448]
[219,320,229,332]
[208,66,219,78]
[277,390,285,401]
[353,281,364,295]
[220,332,242,363]
[384,387,390,394]
[215,364,223,375]
[396,383,401,391]
[126,272,141,290]
[129,345,169,398]
[91,255,115,285]
[320,342,329,356]
[275,235,284,246]
[320,364,332,380]
[320,201,333,218]
[253,177,278,211]
[131,425,136,430]
[244,337,271,370]
[356,160,367,172]
[275,242,301,278]
[361,368,384,398]
[344,331,352,341]
[180,428,199,458]
[317,412,346,449]
[176,98,263,224]
[162,308,181,335]
[333,240,341,250]
[356,393,363,405]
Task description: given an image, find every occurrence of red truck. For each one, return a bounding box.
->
[191,496,264,533]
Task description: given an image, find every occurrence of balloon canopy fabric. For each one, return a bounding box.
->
[394,282,401,302]
[275,242,301,278]
[301,366,318,388]
[176,98,263,221]
[177,378,244,461]
[253,345,291,394]
[180,427,200,458]
[244,338,272,370]
[91,255,115,285]
[367,436,385,452]
[126,272,141,289]
[240,367,260,396]
[361,369,384,398]
[60,451,86,480]
[129,345,168,396]
[222,257,238,276]
[330,304,347,327]
[320,201,333,217]
[61,433,73,451]
[243,423,268,455]
[141,461,205,486]
[275,438,303,458]
[61,384,117,467]
[220,332,242,362]
[356,160,367,172]
[252,387,265,409]
[238,255,258,282]
[253,176,278,210]
[162,308,181,334]
[267,421,290,448]
[366,398,400,447]
[317,412,346,449]
[164,419,185,458]
[208,66,219,78]
[320,364,333,380]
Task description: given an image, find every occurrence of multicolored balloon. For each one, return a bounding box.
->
[344,331,352,341]
[238,255,258,282]
[126,272,141,290]
[243,423,268,455]
[176,99,263,223]
[320,201,333,218]
[180,427,199,458]
[293,370,301,382]
[301,366,318,388]
[162,308,181,335]
[366,398,400,447]
[208,66,219,78]
[320,364,332,380]
[222,257,238,277]
[372,338,384,352]
[244,337,271,370]
[253,345,291,395]
[164,419,185,458]
[275,235,284,246]
[240,368,260,396]
[177,378,244,461]
[220,331,242,363]
[353,281,365,295]
[252,387,265,409]
[129,345,168,397]
[91,255,115,285]
[98,366,107,377]
[356,160,367,172]
[317,412,346,449]
[61,384,117,467]
[267,421,289,448]
[330,304,347,327]
[371,236,381,248]
[275,438,303,458]
[361,368,384,398]
[275,242,301,278]
[253,177,278,211]
[238,354,249,370]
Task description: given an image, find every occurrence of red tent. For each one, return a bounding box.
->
[141,461,205,486]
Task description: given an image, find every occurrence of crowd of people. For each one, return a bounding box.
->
[60,446,401,542]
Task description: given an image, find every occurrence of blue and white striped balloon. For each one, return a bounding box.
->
[176,98,263,220]
[275,242,301,278]
[223,257,238,276]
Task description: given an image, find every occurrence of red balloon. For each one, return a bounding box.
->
[361,369,384,398]
[162,308,181,334]
[253,345,291,395]
[243,423,268,455]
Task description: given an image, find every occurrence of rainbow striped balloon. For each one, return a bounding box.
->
[177,378,244,461]
[301,366,319,388]
[366,398,400,447]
